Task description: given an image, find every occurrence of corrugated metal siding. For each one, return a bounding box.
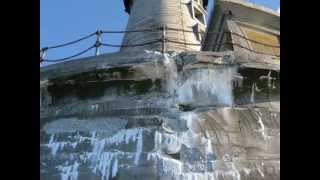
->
[239,26,280,57]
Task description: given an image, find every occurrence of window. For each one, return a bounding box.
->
[194,7,205,25]
[192,24,205,42]
[188,0,207,26]
[194,0,203,5]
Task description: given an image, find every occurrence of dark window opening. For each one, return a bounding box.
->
[192,24,205,42]
[194,8,205,25]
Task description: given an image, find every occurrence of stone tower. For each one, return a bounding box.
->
[121,0,208,52]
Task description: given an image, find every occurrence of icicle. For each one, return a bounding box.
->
[57,161,80,180]
[177,68,235,106]
[254,111,272,140]
[134,129,143,165]
[111,158,118,178]
[250,83,255,104]
[47,134,68,156]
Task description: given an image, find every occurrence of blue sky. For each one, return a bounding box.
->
[40,0,279,66]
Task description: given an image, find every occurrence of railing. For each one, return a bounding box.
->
[40,26,280,63]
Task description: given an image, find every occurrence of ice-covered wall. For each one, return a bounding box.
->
[40,51,279,180]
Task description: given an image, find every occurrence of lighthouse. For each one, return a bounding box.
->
[121,0,208,52]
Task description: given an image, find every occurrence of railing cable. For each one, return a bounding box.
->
[42,45,95,63]
[40,27,279,63]
[101,39,161,48]
[44,32,96,50]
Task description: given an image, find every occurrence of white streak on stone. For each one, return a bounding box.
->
[112,158,118,178]
[257,167,265,177]
[57,161,79,180]
[177,68,235,106]
[254,111,272,140]
[250,83,255,104]
[134,129,143,165]
[47,134,68,156]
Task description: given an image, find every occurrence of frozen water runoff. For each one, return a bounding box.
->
[162,53,236,107]
[48,128,148,180]
[176,67,235,107]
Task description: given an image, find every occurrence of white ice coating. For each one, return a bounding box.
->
[91,104,99,111]
[257,167,265,177]
[88,128,147,179]
[250,83,255,104]
[93,152,117,180]
[180,112,213,151]
[149,111,255,180]
[159,169,248,180]
[47,133,94,156]
[177,68,235,106]
[147,152,183,175]
[162,156,183,175]
[44,51,278,180]
[134,129,143,165]
[47,134,67,156]
[50,128,148,180]
[254,111,272,141]
[94,128,145,146]
[57,161,80,180]
[160,53,235,107]
[112,158,118,177]
[155,131,162,150]
[163,53,178,96]
[162,133,182,154]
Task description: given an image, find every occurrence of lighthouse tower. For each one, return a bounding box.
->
[121,0,208,52]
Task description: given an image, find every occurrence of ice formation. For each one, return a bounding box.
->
[47,128,149,180]
[47,134,67,155]
[177,68,235,106]
[254,110,272,141]
[57,161,79,180]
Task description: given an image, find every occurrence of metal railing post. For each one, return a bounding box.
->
[95,30,102,56]
[40,47,47,63]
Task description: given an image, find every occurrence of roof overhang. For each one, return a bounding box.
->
[214,0,280,31]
